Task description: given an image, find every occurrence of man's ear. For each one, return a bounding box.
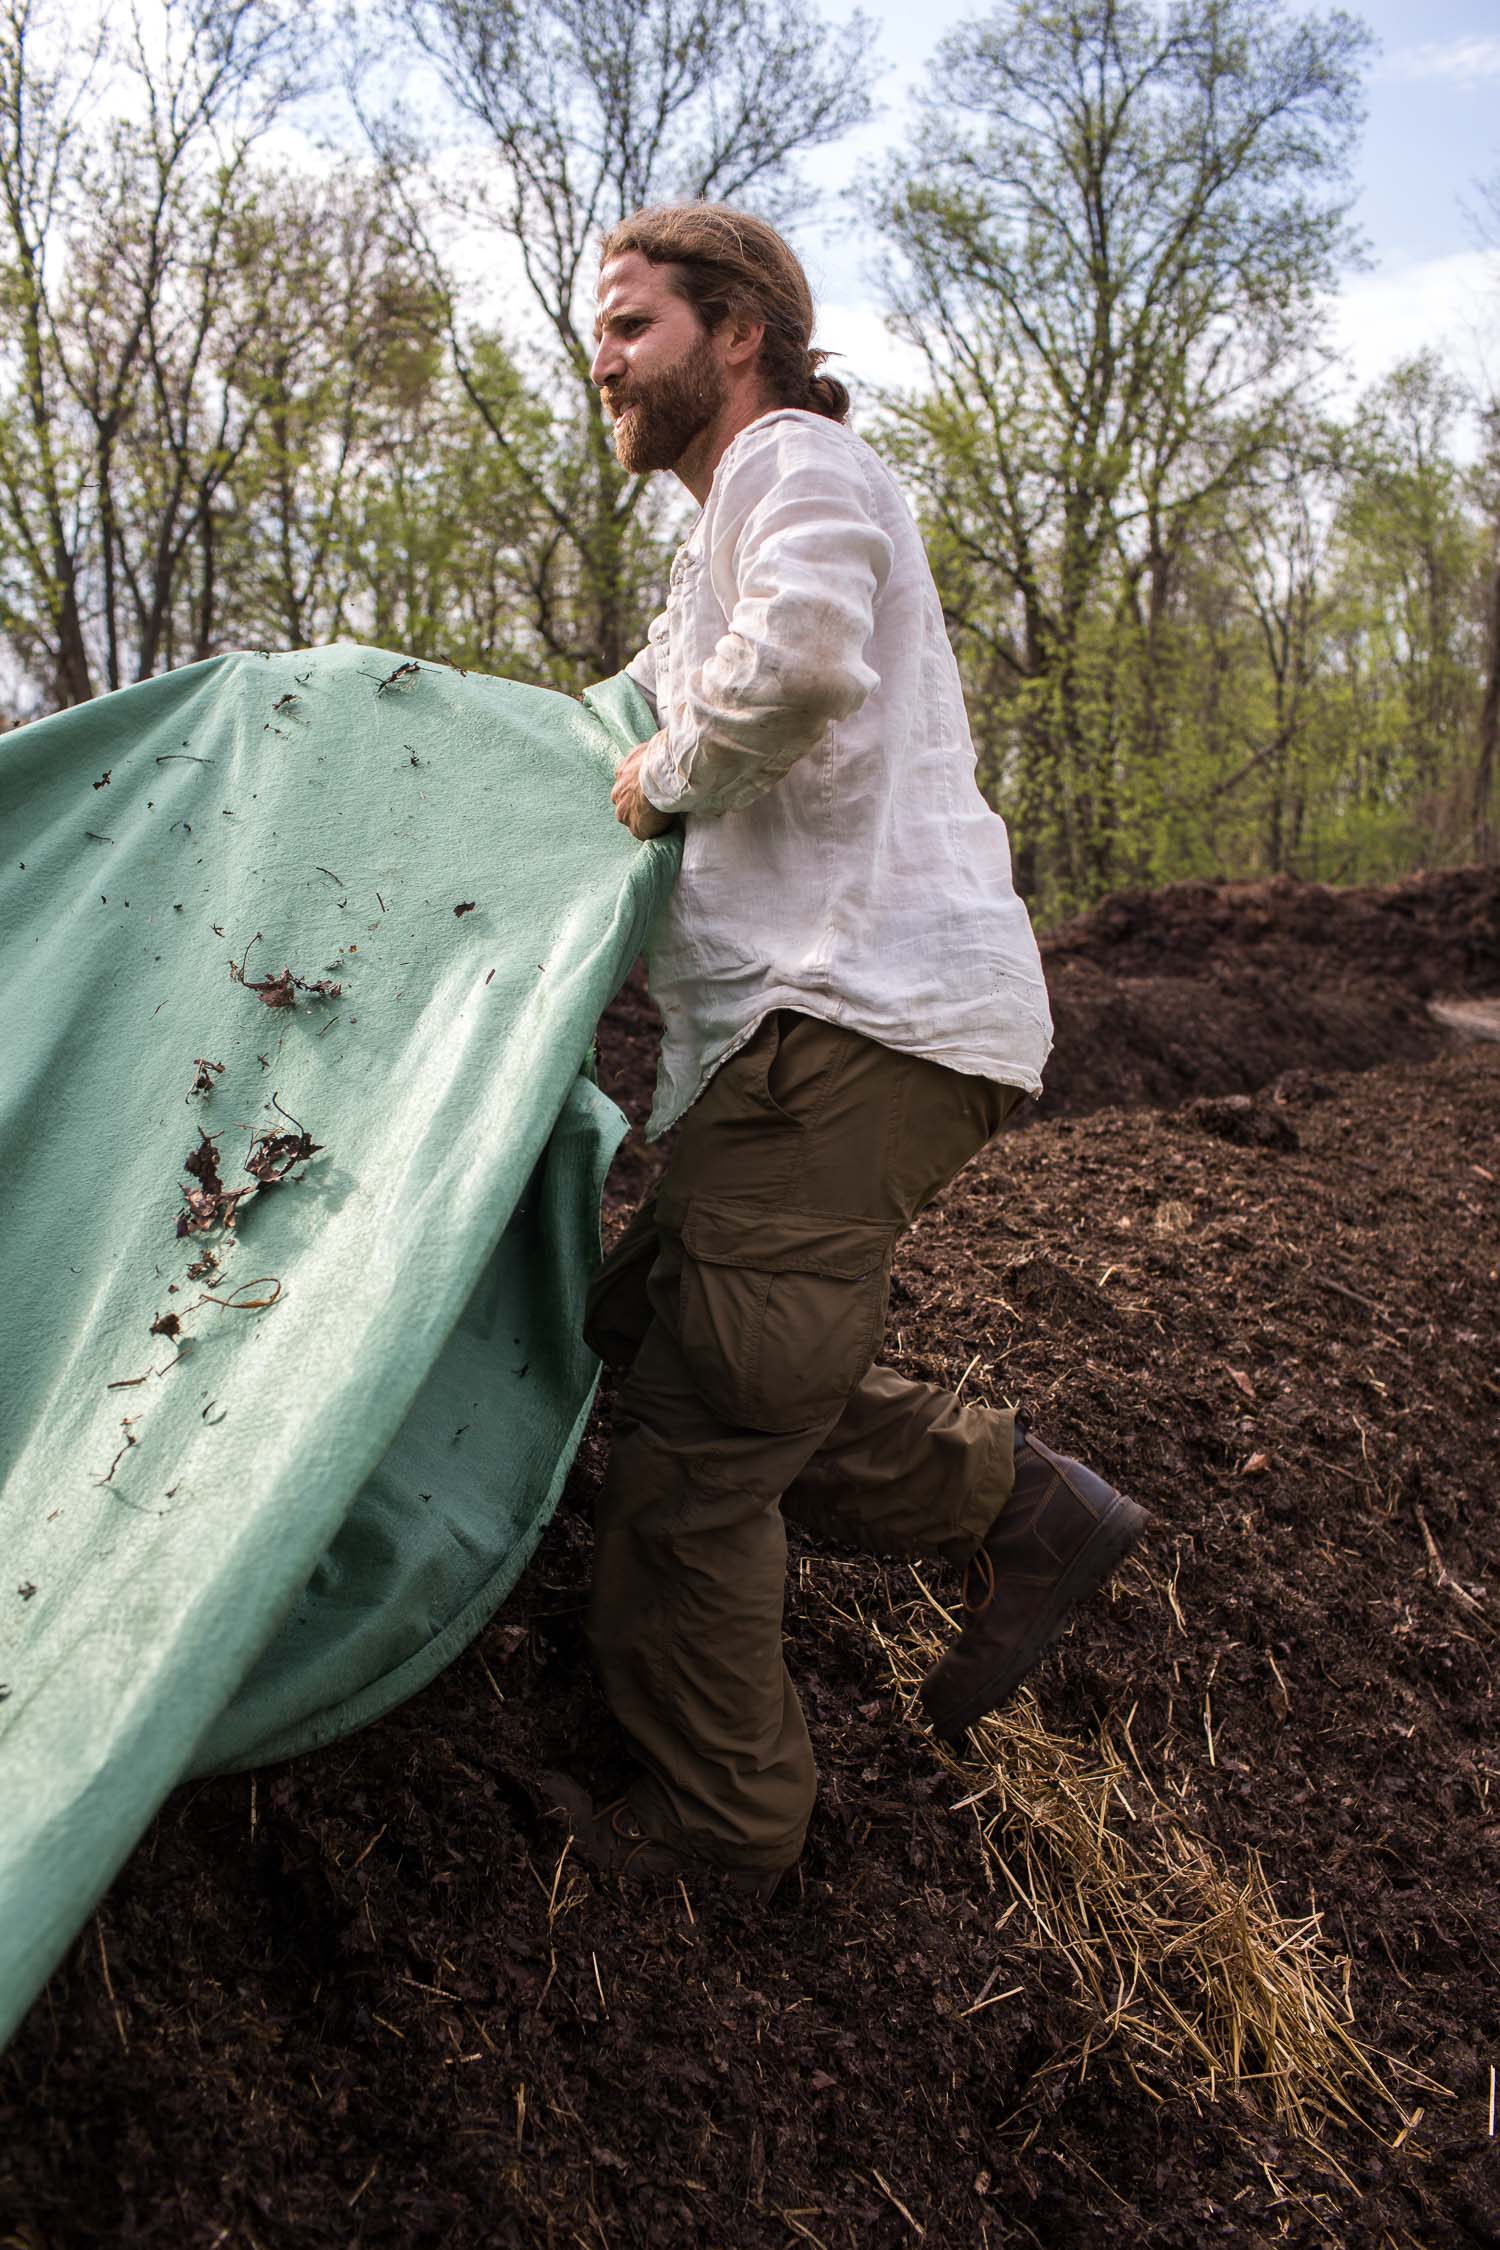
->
[721,314,766,372]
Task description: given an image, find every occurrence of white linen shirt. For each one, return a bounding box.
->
[626,407,1052,1141]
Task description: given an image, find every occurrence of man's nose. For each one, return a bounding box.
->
[591,333,623,389]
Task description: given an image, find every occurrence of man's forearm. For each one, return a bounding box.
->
[640,646,873,818]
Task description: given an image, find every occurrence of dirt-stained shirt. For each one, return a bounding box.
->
[625,408,1052,1141]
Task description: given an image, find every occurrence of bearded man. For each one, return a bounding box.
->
[545,204,1147,1897]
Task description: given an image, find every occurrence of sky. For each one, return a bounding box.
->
[798,0,1500,412]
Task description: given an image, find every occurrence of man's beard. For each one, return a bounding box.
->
[604,330,727,473]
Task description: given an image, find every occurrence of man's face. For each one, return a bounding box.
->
[591,251,728,474]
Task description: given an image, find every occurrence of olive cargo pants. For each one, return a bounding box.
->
[583,1010,1024,1871]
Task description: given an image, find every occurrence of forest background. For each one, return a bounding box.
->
[2,0,1498,919]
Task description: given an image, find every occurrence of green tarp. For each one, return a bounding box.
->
[0,646,675,2050]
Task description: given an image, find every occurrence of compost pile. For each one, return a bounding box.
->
[1037,864,1499,1118]
[4,873,1497,2249]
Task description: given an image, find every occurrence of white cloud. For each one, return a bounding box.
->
[1327,248,1500,412]
[1380,35,1500,84]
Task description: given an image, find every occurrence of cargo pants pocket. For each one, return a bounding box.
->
[675,1198,897,1436]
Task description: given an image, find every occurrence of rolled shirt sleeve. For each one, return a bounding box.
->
[639,433,894,819]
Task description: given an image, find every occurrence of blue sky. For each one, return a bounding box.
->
[802,0,1500,406]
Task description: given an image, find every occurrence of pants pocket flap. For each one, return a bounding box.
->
[681,1199,894,1279]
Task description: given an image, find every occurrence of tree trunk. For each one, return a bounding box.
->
[195,506,218,662]
[1475,540,1500,860]
[51,552,92,707]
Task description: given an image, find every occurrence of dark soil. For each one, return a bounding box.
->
[1039,865,1499,1120]
[1047,866,1500,991]
[4,877,1498,2249]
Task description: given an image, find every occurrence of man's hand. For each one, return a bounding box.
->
[612,740,675,839]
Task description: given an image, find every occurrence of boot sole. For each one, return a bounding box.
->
[921,1493,1150,1744]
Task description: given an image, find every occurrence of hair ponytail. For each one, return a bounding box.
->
[598,204,852,425]
[804,350,850,423]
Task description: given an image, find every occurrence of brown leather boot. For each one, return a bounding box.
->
[539,1773,785,1901]
[918,1430,1148,1743]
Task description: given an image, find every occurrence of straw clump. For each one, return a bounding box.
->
[828,1564,1419,2155]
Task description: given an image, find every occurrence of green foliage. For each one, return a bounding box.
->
[0,0,1492,901]
[869,0,1417,913]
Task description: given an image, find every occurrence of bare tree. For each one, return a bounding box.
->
[0,0,306,703]
[0,0,108,701]
[199,175,557,669]
[1223,432,1340,874]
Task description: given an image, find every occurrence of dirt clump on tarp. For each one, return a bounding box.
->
[4,1007,1496,2247]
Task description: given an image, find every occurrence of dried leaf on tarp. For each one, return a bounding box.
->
[251,967,298,1009]
[200,1276,282,1312]
[229,932,339,1009]
[245,1129,322,1187]
[176,1131,250,1238]
[184,1134,223,1189]
[374,660,420,695]
[245,1093,323,1189]
[188,1058,224,1097]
